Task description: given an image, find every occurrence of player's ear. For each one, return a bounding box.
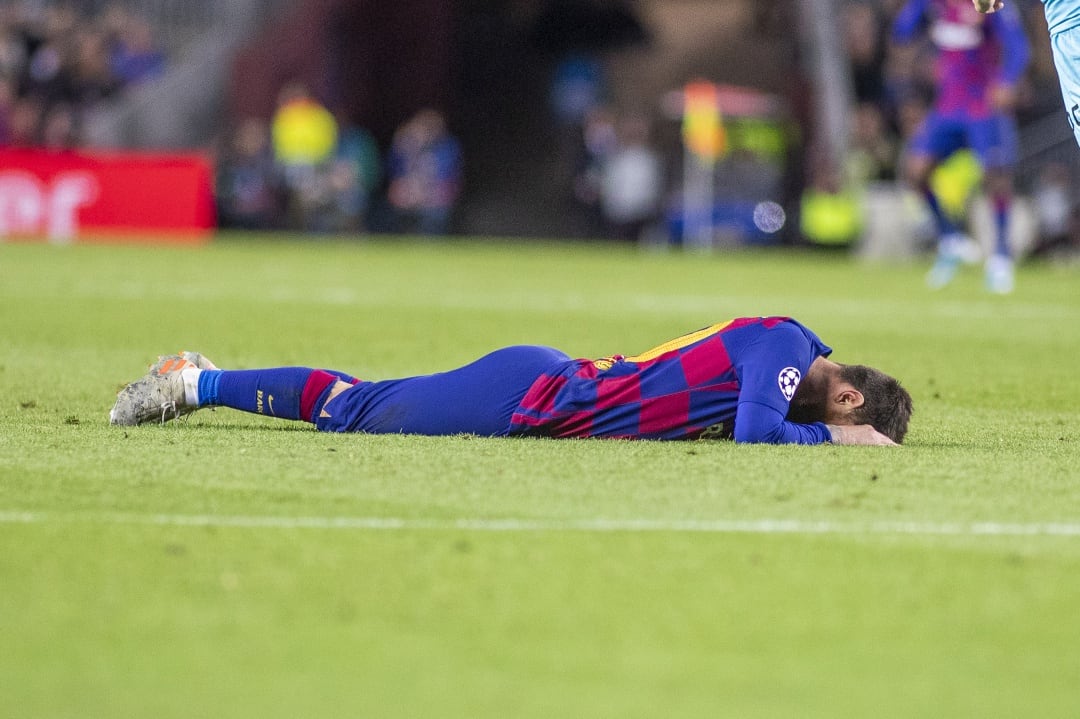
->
[835,387,864,409]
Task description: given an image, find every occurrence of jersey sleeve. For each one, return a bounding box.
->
[891,0,928,44]
[990,6,1031,86]
[731,321,832,445]
[734,402,832,444]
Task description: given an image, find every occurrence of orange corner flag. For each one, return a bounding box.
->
[682,81,725,160]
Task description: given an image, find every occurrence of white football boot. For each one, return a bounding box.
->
[925,233,973,289]
[109,352,217,426]
[984,254,1015,295]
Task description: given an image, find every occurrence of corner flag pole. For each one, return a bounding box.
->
[681,81,724,250]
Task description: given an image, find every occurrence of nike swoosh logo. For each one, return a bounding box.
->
[267,394,275,416]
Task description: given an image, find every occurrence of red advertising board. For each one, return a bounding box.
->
[0,148,215,243]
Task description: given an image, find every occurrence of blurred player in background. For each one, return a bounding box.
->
[975,1,1080,149]
[109,318,912,446]
[894,0,1030,293]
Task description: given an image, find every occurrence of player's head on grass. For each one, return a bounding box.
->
[838,364,913,444]
[788,359,913,444]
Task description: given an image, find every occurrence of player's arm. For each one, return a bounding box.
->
[731,323,833,445]
[992,5,1031,87]
[891,0,929,44]
[734,402,895,445]
[972,0,1004,13]
[734,400,832,444]
[734,404,897,445]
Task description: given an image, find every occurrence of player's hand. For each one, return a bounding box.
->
[989,83,1018,111]
[972,0,1003,13]
[827,424,898,446]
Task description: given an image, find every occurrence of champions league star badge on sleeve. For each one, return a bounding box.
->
[777,367,801,401]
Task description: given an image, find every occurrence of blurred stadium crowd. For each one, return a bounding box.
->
[0,0,1077,257]
[217,89,462,235]
[0,2,164,149]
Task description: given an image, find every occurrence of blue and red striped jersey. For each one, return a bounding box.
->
[892,0,1030,118]
[509,317,834,444]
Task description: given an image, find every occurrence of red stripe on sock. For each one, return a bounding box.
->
[300,370,340,423]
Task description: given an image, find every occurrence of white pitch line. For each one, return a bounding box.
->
[3,511,1080,537]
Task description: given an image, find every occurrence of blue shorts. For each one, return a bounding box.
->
[314,345,571,436]
[908,110,1018,168]
[1050,26,1080,149]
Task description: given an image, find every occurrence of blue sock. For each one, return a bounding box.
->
[199,368,316,420]
[197,369,222,406]
[993,196,1011,258]
[922,186,959,239]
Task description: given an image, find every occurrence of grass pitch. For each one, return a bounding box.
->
[2,235,1079,718]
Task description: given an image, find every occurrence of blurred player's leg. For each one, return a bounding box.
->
[904,114,969,289]
[970,115,1019,294]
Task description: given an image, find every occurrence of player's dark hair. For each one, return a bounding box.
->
[839,364,913,444]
